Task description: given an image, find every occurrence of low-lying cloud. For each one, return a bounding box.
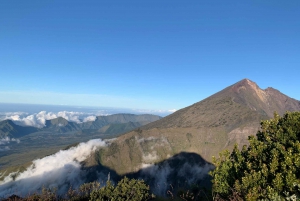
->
[0,137,20,145]
[133,109,176,116]
[0,137,20,151]
[136,136,213,196]
[0,139,108,197]
[2,111,99,128]
[139,158,214,196]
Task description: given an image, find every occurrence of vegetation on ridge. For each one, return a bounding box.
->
[211,112,300,200]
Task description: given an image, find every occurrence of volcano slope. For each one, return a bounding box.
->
[87,79,300,176]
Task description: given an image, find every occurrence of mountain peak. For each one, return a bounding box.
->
[230,79,261,96]
[236,78,258,88]
[240,78,255,84]
[242,78,257,87]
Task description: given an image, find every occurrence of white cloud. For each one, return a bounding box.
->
[0,138,107,197]
[142,152,158,162]
[0,137,20,145]
[0,137,20,152]
[139,158,214,196]
[137,136,158,143]
[83,115,97,122]
[140,162,173,195]
[132,109,176,115]
[3,111,99,128]
[168,109,177,113]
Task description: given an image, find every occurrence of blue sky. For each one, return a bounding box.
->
[0,1,299,111]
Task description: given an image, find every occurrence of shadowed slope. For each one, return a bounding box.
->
[83,151,214,196]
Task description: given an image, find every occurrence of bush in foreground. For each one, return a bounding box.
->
[90,177,154,201]
[211,112,300,200]
[2,178,153,201]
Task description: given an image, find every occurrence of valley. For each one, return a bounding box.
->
[0,114,161,170]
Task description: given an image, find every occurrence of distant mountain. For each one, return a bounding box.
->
[98,121,151,135]
[0,114,162,138]
[89,79,300,175]
[0,120,38,138]
[80,114,162,130]
[44,117,81,133]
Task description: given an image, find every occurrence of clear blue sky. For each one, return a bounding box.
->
[0,1,299,111]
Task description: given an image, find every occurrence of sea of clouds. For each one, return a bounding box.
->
[0,108,176,128]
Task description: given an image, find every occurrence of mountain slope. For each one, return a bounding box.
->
[98,121,152,135]
[42,114,162,133]
[44,117,81,133]
[90,79,300,175]
[80,114,162,130]
[142,79,299,130]
[0,120,38,138]
[0,114,162,136]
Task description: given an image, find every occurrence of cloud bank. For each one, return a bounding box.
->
[0,139,107,197]
[2,111,99,128]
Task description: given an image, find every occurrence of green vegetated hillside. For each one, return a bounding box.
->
[88,79,300,176]
[43,113,162,134]
[0,114,162,138]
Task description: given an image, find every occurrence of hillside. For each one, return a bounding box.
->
[80,114,162,130]
[97,121,152,135]
[0,120,38,138]
[89,79,300,175]
[0,114,162,137]
[44,117,81,133]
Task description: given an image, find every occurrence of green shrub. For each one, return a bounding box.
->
[210,112,300,200]
[66,181,101,201]
[89,177,154,201]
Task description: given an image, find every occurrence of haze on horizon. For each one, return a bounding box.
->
[0,1,299,111]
